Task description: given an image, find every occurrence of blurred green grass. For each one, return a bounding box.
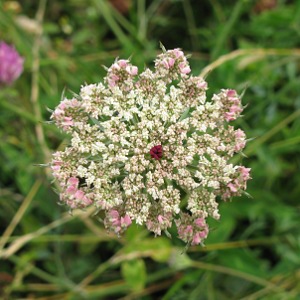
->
[1,0,300,299]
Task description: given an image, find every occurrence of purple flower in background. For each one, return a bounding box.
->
[0,41,24,85]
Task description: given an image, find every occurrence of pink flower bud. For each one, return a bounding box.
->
[157,215,164,224]
[226,89,237,97]
[74,190,85,200]
[62,116,74,127]
[109,209,120,220]
[239,167,251,181]
[168,58,175,68]
[66,185,77,195]
[179,62,191,75]
[112,63,120,70]
[227,183,238,192]
[54,109,64,117]
[108,79,116,87]
[197,81,207,89]
[194,218,205,227]
[199,228,208,238]
[172,48,184,58]
[67,177,79,186]
[235,129,245,138]
[108,210,121,226]
[111,74,119,81]
[82,196,92,206]
[162,59,169,69]
[224,111,236,122]
[121,215,132,227]
[185,225,193,235]
[118,59,128,68]
[234,141,246,152]
[51,160,62,171]
[192,232,202,245]
[126,65,138,76]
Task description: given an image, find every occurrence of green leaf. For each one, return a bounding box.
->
[168,248,192,271]
[121,258,147,292]
[123,236,172,263]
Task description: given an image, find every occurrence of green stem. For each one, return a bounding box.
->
[0,100,39,123]
[92,0,133,49]
[8,255,80,292]
[191,260,283,292]
[183,0,200,50]
[211,0,248,60]
[245,109,300,156]
[138,0,147,41]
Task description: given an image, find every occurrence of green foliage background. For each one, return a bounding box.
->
[0,0,300,299]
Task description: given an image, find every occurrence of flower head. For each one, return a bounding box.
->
[0,41,24,85]
[50,48,251,245]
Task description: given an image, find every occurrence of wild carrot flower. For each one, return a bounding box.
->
[50,48,251,245]
[0,41,24,85]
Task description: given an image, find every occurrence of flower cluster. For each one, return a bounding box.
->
[50,48,251,245]
[0,41,24,85]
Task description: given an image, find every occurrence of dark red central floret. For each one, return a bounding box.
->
[150,145,163,160]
